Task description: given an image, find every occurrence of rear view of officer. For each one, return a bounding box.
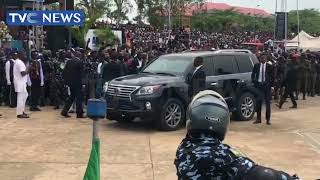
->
[174,90,300,180]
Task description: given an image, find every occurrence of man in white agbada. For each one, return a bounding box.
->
[13,52,29,118]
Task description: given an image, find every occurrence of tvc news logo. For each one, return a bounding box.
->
[6,10,85,26]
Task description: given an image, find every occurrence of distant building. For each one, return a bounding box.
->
[188,2,271,17]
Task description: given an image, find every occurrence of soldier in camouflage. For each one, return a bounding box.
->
[175,90,301,180]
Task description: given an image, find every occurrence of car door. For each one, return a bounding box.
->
[209,55,240,107]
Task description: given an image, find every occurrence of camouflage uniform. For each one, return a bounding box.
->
[175,133,297,180]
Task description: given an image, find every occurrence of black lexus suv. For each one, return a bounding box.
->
[104,50,259,131]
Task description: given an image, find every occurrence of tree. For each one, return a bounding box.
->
[288,9,320,34]
[71,0,113,47]
[135,0,204,27]
[112,0,132,24]
[95,28,116,45]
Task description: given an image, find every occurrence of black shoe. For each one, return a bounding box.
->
[61,112,71,118]
[76,115,87,119]
[303,97,306,100]
[253,120,261,124]
[290,105,297,109]
[69,110,75,113]
[266,121,271,125]
[54,106,60,110]
[17,114,30,119]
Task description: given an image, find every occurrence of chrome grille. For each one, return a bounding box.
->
[106,84,139,99]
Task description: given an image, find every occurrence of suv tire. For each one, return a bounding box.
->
[235,92,256,121]
[156,98,185,131]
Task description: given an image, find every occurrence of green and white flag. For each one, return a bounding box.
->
[83,139,100,180]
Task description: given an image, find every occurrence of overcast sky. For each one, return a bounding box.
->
[214,0,319,13]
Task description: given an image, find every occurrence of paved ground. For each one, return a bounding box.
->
[0,97,320,180]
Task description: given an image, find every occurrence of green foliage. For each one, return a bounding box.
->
[191,10,274,32]
[71,13,101,47]
[288,9,320,34]
[94,28,116,45]
[72,0,110,47]
[137,0,204,26]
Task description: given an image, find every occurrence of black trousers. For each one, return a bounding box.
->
[280,87,297,107]
[256,83,271,122]
[30,80,41,108]
[6,85,17,107]
[61,86,84,116]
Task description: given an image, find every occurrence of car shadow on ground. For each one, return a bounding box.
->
[101,118,157,133]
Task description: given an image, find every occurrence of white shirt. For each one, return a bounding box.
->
[192,65,203,77]
[258,63,266,83]
[5,59,14,85]
[97,62,103,74]
[13,59,28,93]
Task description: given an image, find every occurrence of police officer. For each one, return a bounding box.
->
[175,90,300,180]
[309,58,317,97]
[298,54,309,100]
[5,51,17,107]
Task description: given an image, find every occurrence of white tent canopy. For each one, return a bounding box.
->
[286,31,320,51]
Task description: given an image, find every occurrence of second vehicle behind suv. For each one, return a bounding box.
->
[104,50,259,131]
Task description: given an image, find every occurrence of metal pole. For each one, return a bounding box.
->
[297,0,300,49]
[168,0,171,46]
[92,119,99,140]
[284,0,288,41]
[274,0,278,42]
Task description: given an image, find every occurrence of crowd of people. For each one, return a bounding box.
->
[0,24,320,119]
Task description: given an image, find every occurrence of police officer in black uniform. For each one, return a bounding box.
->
[4,51,17,107]
[175,90,301,180]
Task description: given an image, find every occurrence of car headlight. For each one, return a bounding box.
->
[136,85,161,96]
[103,82,109,92]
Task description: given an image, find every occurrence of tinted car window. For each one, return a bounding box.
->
[213,56,238,75]
[143,56,193,75]
[202,56,214,76]
[236,55,253,73]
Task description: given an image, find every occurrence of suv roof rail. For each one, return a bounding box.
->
[215,49,253,54]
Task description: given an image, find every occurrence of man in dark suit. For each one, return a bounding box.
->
[102,51,122,83]
[277,59,298,109]
[189,57,206,97]
[61,51,85,118]
[251,53,274,125]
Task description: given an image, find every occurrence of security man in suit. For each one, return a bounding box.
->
[189,57,206,98]
[251,53,274,125]
[28,51,44,111]
[101,51,122,83]
[61,51,85,118]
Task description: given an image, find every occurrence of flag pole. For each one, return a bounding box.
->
[92,118,99,140]
[296,0,300,49]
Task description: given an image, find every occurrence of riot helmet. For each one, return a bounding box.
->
[186,90,230,141]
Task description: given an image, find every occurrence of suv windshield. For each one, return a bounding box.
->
[143,56,193,76]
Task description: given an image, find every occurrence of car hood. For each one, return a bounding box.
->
[110,73,185,86]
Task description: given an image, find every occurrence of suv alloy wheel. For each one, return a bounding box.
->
[235,92,256,121]
[157,98,185,131]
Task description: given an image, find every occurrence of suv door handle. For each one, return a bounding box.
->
[211,82,218,86]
